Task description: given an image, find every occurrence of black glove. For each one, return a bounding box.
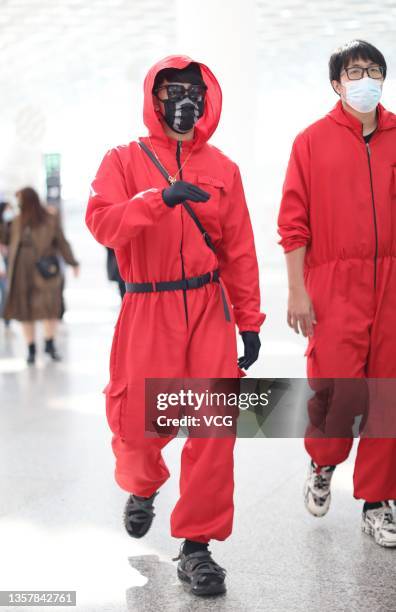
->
[162,180,211,208]
[238,331,261,370]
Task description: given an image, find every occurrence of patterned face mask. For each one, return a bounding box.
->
[155,83,206,133]
[163,96,204,133]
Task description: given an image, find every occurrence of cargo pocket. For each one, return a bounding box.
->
[304,335,316,380]
[102,379,127,435]
[304,336,315,358]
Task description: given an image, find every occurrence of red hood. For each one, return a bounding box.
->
[142,55,222,150]
[328,99,396,134]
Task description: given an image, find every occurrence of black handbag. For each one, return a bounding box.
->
[35,254,60,279]
[23,224,61,279]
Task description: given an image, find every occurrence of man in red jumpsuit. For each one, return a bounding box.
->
[278,40,396,547]
[86,55,265,595]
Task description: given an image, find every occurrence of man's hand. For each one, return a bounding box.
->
[162,180,211,207]
[72,265,80,278]
[287,286,317,336]
[238,331,261,370]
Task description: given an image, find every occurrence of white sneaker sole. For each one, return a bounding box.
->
[361,519,396,548]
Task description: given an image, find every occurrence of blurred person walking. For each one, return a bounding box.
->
[0,238,7,322]
[0,201,13,327]
[105,247,125,299]
[0,187,80,364]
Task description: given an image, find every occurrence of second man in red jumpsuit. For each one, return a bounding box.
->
[278,40,396,547]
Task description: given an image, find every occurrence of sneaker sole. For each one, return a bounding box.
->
[177,567,226,596]
[123,515,154,538]
[361,520,396,548]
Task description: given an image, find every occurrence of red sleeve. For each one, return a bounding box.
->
[277,131,311,253]
[217,164,266,333]
[85,147,169,248]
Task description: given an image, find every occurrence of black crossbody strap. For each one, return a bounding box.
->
[181,200,216,252]
[138,139,173,184]
[138,139,216,254]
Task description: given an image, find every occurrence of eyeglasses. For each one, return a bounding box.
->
[342,65,384,80]
[154,83,207,103]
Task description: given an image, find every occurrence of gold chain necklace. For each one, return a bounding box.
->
[148,136,193,184]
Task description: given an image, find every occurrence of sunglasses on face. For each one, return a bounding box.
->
[154,83,208,103]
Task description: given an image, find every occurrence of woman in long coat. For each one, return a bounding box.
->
[1,187,80,364]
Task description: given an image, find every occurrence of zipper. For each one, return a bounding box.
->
[176,139,189,326]
[365,140,378,289]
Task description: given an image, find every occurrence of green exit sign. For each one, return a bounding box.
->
[44,153,61,174]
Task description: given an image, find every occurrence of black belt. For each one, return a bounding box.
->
[125,268,231,321]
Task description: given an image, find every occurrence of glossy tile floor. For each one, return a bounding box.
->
[1,208,395,612]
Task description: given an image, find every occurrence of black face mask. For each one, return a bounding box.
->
[163,96,205,134]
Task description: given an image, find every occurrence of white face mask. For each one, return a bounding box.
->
[342,77,383,113]
[2,208,16,223]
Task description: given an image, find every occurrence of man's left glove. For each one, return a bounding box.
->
[238,331,261,370]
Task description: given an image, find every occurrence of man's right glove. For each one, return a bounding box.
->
[162,180,211,208]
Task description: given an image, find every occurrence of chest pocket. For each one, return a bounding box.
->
[196,174,225,192]
[195,175,225,209]
[192,175,225,241]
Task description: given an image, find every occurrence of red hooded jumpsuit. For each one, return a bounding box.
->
[278,100,396,502]
[85,55,265,542]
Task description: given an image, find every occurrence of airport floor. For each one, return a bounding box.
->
[1,207,395,612]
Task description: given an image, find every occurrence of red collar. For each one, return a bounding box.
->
[145,130,198,152]
[328,99,396,134]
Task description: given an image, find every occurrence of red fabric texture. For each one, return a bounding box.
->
[86,54,265,540]
[278,100,396,501]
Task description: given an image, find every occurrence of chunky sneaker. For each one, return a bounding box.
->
[173,545,226,596]
[361,502,396,547]
[303,460,336,517]
[123,491,158,538]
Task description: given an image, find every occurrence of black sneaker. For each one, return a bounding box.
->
[173,545,226,596]
[123,491,158,538]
